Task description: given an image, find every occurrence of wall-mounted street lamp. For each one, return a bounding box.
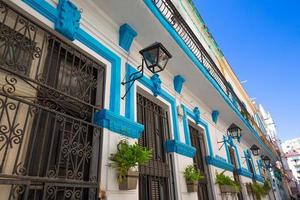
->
[140,42,172,74]
[121,42,172,99]
[217,123,242,150]
[262,155,271,167]
[227,123,242,140]
[250,144,260,156]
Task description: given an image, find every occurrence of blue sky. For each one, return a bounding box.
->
[193,0,300,141]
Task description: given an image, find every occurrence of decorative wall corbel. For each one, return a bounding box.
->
[151,74,161,97]
[193,107,200,124]
[211,110,219,124]
[119,23,137,52]
[173,75,185,94]
[55,0,81,41]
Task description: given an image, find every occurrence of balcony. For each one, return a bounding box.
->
[153,0,278,157]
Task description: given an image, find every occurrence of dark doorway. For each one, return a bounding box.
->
[246,158,256,199]
[189,124,211,200]
[136,93,176,200]
[229,147,244,200]
[247,159,254,175]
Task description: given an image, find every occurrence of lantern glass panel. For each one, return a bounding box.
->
[263,156,271,166]
[253,149,259,156]
[142,48,158,70]
[140,42,172,74]
[157,47,169,72]
[227,123,241,139]
[232,130,240,139]
[250,144,260,156]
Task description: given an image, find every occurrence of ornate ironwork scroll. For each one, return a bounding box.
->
[137,93,175,200]
[0,1,104,199]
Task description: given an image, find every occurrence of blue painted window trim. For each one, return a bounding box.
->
[23,0,58,23]
[181,106,236,172]
[237,167,253,179]
[125,64,135,121]
[215,155,227,163]
[181,105,191,145]
[219,138,254,178]
[206,155,234,172]
[23,0,121,114]
[124,64,196,157]
[182,104,213,157]
[76,30,121,114]
[244,150,257,175]
[224,136,231,163]
[94,109,144,138]
[254,174,265,183]
[143,0,275,160]
[224,136,242,169]
[206,154,255,176]
[165,139,196,158]
[181,104,243,174]
[254,160,265,182]
[125,64,180,141]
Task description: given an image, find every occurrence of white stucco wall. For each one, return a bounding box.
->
[8,0,280,199]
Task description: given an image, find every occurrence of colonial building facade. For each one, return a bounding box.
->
[282,138,300,197]
[0,0,287,200]
[257,104,292,199]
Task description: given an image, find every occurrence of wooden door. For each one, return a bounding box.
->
[137,93,175,200]
[189,124,211,200]
[229,147,244,200]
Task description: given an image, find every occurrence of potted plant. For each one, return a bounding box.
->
[263,181,271,194]
[251,181,271,200]
[216,171,241,193]
[109,139,152,190]
[184,165,204,192]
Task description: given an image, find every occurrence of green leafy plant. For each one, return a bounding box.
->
[109,140,152,183]
[184,165,204,182]
[251,183,264,200]
[263,181,271,193]
[216,171,241,192]
[251,181,272,200]
[251,181,271,200]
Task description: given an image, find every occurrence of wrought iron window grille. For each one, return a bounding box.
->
[0,1,105,199]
